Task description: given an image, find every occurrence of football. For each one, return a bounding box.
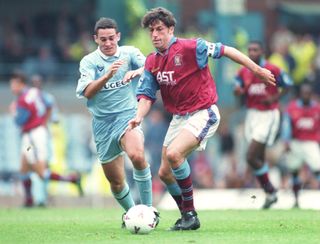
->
[123,204,158,234]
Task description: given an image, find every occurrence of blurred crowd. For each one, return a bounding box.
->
[268,26,320,95]
[0,2,96,80]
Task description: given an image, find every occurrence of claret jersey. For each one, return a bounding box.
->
[282,99,320,142]
[15,87,47,132]
[137,37,224,115]
[235,59,292,110]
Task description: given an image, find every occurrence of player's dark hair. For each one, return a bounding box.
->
[94,17,118,34]
[249,40,264,50]
[10,70,27,84]
[142,7,176,28]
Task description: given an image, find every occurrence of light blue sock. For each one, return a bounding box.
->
[133,165,152,206]
[112,182,135,211]
[19,172,31,181]
[31,173,48,205]
[167,182,181,196]
[172,160,191,180]
[253,164,269,176]
[166,182,183,210]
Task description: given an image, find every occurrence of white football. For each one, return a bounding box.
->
[124,204,158,234]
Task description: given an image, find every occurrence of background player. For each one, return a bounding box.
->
[234,40,292,209]
[31,74,60,124]
[129,7,276,230]
[30,74,83,206]
[282,82,320,208]
[76,18,153,219]
[10,71,81,207]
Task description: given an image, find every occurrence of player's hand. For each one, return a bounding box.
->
[106,60,126,78]
[123,70,140,83]
[128,116,143,130]
[255,67,276,86]
[123,67,144,83]
[234,86,245,96]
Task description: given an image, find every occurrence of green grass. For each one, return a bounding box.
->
[0,208,319,244]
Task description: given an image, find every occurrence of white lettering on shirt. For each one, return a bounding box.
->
[156,71,176,86]
[296,118,314,130]
[248,83,266,95]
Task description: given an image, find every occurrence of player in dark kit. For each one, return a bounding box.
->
[129,7,276,230]
[234,41,292,209]
[282,83,320,208]
[10,71,82,207]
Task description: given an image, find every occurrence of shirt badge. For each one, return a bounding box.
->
[174,54,183,66]
[97,65,104,72]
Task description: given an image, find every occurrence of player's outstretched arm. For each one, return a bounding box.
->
[223,46,276,86]
[128,98,152,130]
[83,60,126,99]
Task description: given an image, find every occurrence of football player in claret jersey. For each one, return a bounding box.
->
[76,18,154,220]
[10,71,82,207]
[234,41,292,209]
[282,83,320,208]
[129,7,276,231]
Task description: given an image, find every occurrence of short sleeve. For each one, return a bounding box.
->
[42,92,54,109]
[136,70,159,102]
[76,57,96,98]
[234,69,244,87]
[276,70,293,88]
[196,38,225,69]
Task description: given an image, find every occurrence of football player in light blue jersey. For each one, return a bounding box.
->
[76,18,153,218]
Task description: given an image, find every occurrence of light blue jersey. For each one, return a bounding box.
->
[76,46,145,162]
[76,46,145,119]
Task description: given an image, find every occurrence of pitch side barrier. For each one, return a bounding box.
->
[158,189,320,210]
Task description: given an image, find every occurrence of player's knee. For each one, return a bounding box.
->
[166,148,181,165]
[128,150,145,166]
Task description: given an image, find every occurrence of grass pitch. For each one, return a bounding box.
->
[0,208,319,244]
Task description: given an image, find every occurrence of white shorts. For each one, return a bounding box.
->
[285,140,320,172]
[21,125,50,164]
[244,108,280,146]
[163,104,220,151]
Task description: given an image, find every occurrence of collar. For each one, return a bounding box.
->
[156,37,177,56]
[97,46,120,60]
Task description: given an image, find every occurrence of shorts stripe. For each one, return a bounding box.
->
[198,107,217,142]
